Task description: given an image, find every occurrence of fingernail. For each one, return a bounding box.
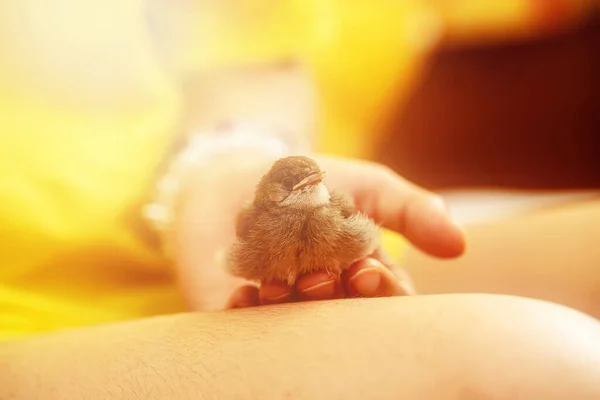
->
[264,292,293,302]
[431,195,461,227]
[261,284,293,302]
[431,195,449,214]
[349,267,381,296]
[299,279,336,299]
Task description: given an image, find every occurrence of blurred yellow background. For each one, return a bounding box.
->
[0,0,597,338]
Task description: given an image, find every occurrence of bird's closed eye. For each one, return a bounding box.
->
[281,177,295,190]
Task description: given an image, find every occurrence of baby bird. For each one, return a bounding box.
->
[226,155,381,286]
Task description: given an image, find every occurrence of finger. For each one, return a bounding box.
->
[259,281,295,305]
[226,285,260,309]
[343,258,414,297]
[296,271,346,301]
[318,156,466,258]
[331,277,347,299]
[370,246,417,295]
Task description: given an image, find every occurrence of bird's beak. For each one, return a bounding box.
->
[293,171,327,191]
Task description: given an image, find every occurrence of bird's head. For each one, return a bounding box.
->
[255,156,330,209]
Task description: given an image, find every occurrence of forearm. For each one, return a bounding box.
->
[2,296,600,399]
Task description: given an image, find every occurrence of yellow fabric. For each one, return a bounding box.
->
[0,0,435,340]
[0,0,186,339]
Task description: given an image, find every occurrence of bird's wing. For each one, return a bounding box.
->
[329,190,357,218]
[235,201,256,240]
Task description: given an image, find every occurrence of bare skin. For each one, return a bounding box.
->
[403,198,600,319]
[3,295,600,400]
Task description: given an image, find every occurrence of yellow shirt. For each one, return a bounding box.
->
[0,0,187,339]
[3,0,559,339]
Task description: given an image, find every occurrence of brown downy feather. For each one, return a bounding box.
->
[226,156,382,285]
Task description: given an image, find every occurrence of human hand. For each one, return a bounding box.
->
[173,153,465,311]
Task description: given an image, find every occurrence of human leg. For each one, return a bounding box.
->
[3,294,600,399]
[403,198,600,318]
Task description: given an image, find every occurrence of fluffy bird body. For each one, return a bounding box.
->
[227,156,380,285]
